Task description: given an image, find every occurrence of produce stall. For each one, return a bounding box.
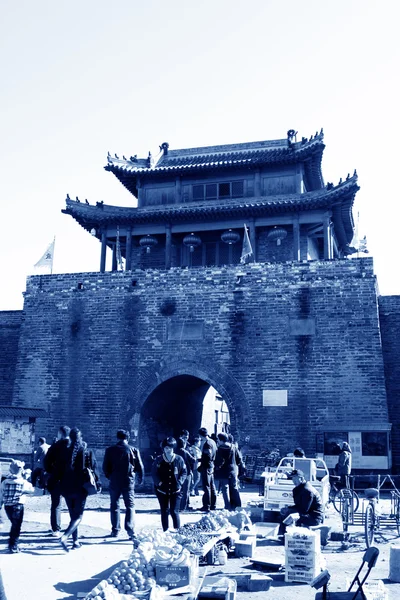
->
[82,510,253,600]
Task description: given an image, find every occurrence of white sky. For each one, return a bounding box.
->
[1,0,399,310]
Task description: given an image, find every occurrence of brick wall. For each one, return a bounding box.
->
[379,296,400,472]
[11,259,391,466]
[0,311,23,404]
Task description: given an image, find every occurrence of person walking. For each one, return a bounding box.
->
[0,460,34,553]
[59,427,99,551]
[198,427,217,512]
[152,437,186,531]
[176,435,196,511]
[214,432,244,510]
[189,436,202,496]
[102,429,144,543]
[337,442,352,488]
[43,425,71,535]
[32,437,50,490]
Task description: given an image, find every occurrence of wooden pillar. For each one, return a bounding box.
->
[100,231,107,273]
[112,244,117,271]
[254,169,261,197]
[165,224,172,269]
[323,215,331,260]
[249,218,256,261]
[175,177,181,204]
[137,177,143,207]
[126,228,132,270]
[293,216,301,261]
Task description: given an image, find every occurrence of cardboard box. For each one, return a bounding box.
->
[247,575,273,591]
[199,576,237,600]
[155,556,198,589]
[254,522,279,538]
[234,537,257,558]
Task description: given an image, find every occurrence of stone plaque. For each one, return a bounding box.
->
[289,318,315,336]
[168,320,204,341]
[263,390,288,407]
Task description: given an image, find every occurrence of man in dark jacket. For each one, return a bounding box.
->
[214,432,244,510]
[198,427,217,512]
[278,469,323,535]
[102,430,144,541]
[43,425,71,535]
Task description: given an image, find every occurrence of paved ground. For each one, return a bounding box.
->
[1,487,400,600]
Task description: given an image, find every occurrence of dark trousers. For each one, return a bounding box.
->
[50,485,62,532]
[63,492,87,542]
[5,504,24,549]
[191,469,200,495]
[180,473,192,510]
[156,491,181,531]
[201,469,217,510]
[217,476,242,510]
[32,467,45,488]
[109,485,136,536]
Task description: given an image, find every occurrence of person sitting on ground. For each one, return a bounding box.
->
[278,469,323,537]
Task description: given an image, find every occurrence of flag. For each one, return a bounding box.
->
[34,239,55,273]
[116,226,124,271]
[240,224,254,264]
[350,211,359,250]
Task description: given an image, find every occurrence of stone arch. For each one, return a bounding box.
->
[127,355,251,440]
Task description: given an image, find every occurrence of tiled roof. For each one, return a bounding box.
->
[0,406,47,418]
[63,175,359,250]
[105,134,325,193]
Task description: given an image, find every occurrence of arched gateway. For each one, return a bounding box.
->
[127,358,249,466]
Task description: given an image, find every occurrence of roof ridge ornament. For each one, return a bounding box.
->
[287,129,297,148]
[160,142,169,156]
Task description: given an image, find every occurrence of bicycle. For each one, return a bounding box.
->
[363,477,400,548]
[329,475,360,531]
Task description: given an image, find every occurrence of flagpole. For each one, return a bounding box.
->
[51,236,55,275]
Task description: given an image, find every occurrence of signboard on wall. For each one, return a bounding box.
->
[263,390,288,407]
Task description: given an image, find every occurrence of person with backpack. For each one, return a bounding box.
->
[59,427,98,551]
[214,432,245,510]
[102,429,144,543]
[43,425,71,535]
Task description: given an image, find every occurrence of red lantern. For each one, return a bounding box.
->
[267,226,287,246]
[139,235,158,254]
[183,233,202,253]
[221,229,240,245]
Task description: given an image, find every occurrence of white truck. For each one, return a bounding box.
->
[263,456,331,521]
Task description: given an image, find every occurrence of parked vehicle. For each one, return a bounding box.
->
[263,456,330,521]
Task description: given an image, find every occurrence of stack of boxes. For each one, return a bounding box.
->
[285,528,321,584]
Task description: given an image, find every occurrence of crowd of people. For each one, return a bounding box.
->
[1,429,352,554]
[0,425,247,552]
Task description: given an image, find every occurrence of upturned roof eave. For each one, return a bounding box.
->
[63,178,358,238]
[104,137,326,193]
